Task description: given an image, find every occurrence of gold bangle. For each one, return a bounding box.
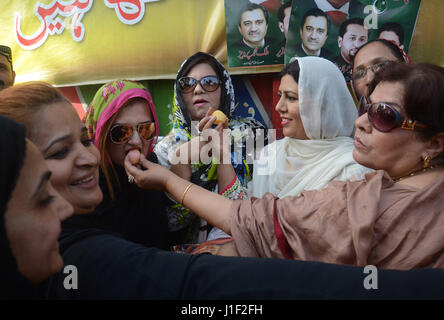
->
[180,183,193,206]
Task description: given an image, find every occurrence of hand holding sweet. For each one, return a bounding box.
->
[124,152,171,191]
[199,107,230,164]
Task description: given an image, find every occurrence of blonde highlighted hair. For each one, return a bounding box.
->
[0,82,70,140]
[94,97,148,200]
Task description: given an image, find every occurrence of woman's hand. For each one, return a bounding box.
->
[199,107,230,164]
[125,147,234,234]
[198,107,228,133]
[172,107,229,166]
[124,152,172,191]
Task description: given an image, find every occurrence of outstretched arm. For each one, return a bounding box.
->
[124,153,234,234]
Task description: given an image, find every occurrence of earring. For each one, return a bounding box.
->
[423,155,431,169]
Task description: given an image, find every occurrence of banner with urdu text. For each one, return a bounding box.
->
[0,0,228,86]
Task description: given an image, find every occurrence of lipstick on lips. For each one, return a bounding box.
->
[280,117,291,127]
[194,99,208,107]
[354,136,367,150]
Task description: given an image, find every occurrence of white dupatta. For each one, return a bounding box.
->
[250,57,373,198]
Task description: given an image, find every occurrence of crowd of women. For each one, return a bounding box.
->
[1,38,444,299]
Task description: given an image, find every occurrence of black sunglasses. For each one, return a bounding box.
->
[358,96,430,132]
[110,121,156,144]
[178,75,220,93]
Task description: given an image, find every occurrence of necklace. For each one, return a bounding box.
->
[393,164,441,182]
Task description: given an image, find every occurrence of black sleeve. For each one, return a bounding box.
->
[46,232,444,299]
[46,234,192,299]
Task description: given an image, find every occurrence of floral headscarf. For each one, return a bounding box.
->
[169,52,267,189]
[84,80,159,156]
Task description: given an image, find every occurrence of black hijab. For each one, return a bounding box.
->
[0,115,39,299]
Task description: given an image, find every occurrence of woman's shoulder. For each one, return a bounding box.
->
[326,169,389,191]
[336,163,376,182]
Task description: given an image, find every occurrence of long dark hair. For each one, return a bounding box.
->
[280,59,300,83]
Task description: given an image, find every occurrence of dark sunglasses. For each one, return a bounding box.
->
[358,96,430,132]
[352,60,392,81]
[178,75,220,93]
[110,121,156,144]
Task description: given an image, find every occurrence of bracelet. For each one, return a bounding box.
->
[180,183,193,206]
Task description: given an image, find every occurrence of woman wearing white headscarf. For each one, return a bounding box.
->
[208,57,372,242]
[246,57,373,199]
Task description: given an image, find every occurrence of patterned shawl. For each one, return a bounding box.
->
[155,52,268,241]
[163,51,267,191]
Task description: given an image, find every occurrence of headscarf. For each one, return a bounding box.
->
[80,80,170,249]
[251,57,373,198]
[164,51,267,190]
[84,80,159,156]
[0,115,38,299]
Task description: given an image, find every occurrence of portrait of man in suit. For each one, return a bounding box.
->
[290,8,333,59]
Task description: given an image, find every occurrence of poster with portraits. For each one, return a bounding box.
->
[284,0,421,81]
[224,0,291,68]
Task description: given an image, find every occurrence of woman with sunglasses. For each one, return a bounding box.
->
[0,115,73,299]
[351,39,409,101]
[82,80,171,249]
[234,57,373,199]
[211,57,374,256]
[126,62,444,270]
[155,52,267,245]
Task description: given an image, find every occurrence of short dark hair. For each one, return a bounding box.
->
[280,59,300,83]
[339,17,369,38]
[278,1,292,23]
[377,22,405,46]
[238,3,269,26]
[368,63,444,145]
[300,8,330,34]
[354,39,406,64]
[179,52,223,84]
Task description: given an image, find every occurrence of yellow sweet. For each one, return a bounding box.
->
[212,110,227,125]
